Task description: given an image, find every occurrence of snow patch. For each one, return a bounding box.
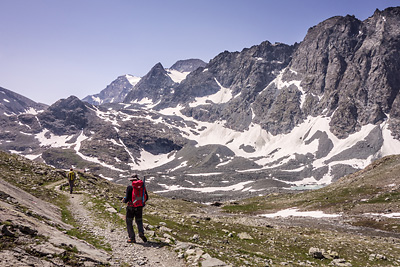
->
[379,120,400,156]
[35,130,73,148]
[166,69,189,83]
[189,78,232,107]
[91,96,102,104]
[24,107,43,115]
[168,161,188,172]
[367,212,400,218]
[99,174,114,181]
[92,107,120,126]
[260,208,340,218]
[154,181,254,193]
[24,154,42,160]
[125,75,141,86]
[216,158,234,167]
[186,172,223,176]
[131,150,177,171]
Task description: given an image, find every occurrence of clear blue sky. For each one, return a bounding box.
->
[0,0,398,105]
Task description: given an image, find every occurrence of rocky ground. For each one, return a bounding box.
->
[0,177,110,266]
[1,151,400,266]
[0,161,232,267]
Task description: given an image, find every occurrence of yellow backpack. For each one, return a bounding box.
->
[68,171,76,181]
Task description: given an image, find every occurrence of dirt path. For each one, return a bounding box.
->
[48,181,187,267]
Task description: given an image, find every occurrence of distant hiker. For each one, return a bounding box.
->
[67,168,76,194]
[123,174,148,243]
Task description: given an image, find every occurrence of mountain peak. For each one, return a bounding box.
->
[170,59,207,73]
[148,62,168,77]
[82,75,139,105]
[0,86,47,115]
[38,96,90,135]
[123,62,175,104]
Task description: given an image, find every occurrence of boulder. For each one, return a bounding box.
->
[308,247,325,259]
[238,232,253,240]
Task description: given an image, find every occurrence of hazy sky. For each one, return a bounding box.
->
[0,0,399,105]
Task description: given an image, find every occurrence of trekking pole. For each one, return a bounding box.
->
[142,175,146,205]
[118,197,126,214]
[111,200,125,232]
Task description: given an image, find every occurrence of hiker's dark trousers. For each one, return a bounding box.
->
[126,206,144,239]
[68,180,74,194]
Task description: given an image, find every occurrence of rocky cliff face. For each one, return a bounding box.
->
[278,8,400,139]
[152,8,400,139]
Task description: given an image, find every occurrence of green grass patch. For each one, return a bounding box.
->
[366,192,400,204]
[52,193,112,252]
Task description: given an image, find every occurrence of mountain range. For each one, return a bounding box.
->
[1,7,400,202]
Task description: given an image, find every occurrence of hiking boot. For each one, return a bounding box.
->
[127,238,136,243]
[139,234,147,243]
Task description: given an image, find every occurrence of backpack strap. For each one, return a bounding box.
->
[132,195,142,204]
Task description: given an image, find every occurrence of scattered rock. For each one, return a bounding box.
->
[159,226,172,232]
[238,232,253,240]
[309,247,325,259]
[192,234,200,241]
[1,225,15,237]
[323,250,339,260]
[201,253,231,267]
[106,207,117,213]
[211,201,223,207]
[329,258,352,267]
[369,254,387,261]
[28,243,65,256]
[18,225,38,236]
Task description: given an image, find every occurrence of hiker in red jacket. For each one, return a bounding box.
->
[123,174,148,243]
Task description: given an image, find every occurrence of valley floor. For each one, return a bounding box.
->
[1,172,399,266]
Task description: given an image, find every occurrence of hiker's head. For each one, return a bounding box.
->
[128,173,139,181]
[70,168,73,171]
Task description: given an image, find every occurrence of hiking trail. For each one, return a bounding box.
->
[48,180,187,267]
